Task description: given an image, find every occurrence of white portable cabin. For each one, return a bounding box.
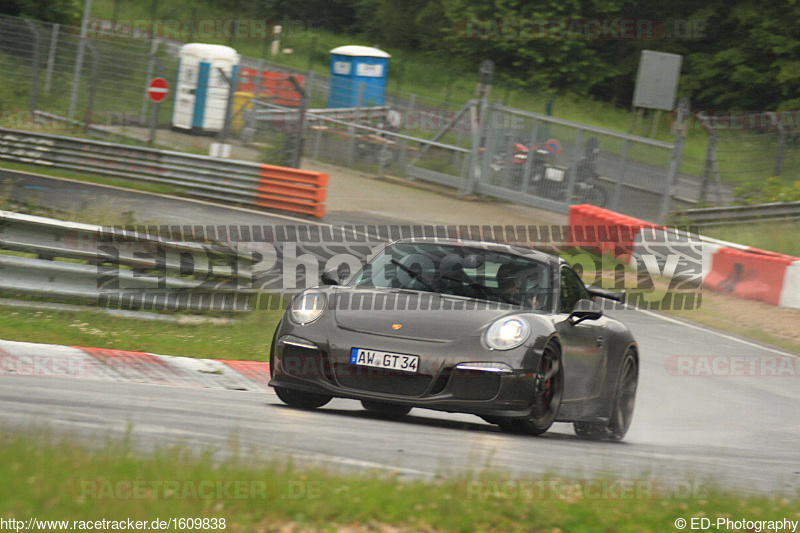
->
[172,43,240,132]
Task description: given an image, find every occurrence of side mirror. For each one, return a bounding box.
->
[320,269,341,286]
[569,298,603,325]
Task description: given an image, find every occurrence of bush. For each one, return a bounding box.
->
[732,176,800,205]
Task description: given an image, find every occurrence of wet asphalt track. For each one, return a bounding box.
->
[0,170,798,495]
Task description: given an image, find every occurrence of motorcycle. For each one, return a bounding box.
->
[489,138,608,208]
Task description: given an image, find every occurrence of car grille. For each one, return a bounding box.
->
[447,368,502,401]
[333,363,432,396]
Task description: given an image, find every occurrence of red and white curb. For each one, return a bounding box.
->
[0,339,271,392]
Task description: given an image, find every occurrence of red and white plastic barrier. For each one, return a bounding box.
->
[568,204,800,309]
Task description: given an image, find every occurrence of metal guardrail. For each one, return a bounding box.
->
[0,127,328,218]
[0,210,257,311]
[681,201,800,227]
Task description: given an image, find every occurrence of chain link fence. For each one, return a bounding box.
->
[0,13,729,223]
[694,111,800,204]
[0,14,177,132]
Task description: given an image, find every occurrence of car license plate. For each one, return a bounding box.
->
[350,348,419,373]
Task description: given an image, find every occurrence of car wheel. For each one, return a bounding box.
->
[274,386,332,409]
[574,349,638,441]
[497,342,564,436]
[361,400,412,419]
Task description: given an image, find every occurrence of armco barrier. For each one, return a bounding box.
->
[0,210,257,311]
[0,127,328,218]
[255,164,328,218]
[567,204,800,309]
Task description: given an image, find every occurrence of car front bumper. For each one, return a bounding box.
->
[268,330,541,418]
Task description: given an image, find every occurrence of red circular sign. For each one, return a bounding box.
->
[147,77,169,103]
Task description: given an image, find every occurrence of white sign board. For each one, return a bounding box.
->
[356,63,384,77]
[333,61,351,75]
[632,51,683,111]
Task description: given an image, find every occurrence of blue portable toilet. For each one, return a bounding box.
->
[328,45,391,108]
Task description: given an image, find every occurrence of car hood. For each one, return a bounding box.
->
[331,288,515,342]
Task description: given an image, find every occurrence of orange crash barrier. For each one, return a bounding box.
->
[567,204,661,259]
[255,164,328,218]
[704,247,794,306]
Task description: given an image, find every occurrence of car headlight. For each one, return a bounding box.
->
[290,291,327,325]
[485,315,530,350]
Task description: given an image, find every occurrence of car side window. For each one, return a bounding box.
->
[560,266,590,314]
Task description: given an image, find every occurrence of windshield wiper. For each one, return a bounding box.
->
[391,258,438,293]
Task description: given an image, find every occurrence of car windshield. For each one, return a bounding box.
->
[350,242,552,310]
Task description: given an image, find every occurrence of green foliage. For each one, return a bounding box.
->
[0,0,79,24]
[733,176,800,205]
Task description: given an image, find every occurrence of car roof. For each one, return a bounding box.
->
[390,237,562,267]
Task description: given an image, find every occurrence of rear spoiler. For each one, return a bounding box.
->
[587,286,626,303]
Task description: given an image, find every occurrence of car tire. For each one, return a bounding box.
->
[274,386,332,409]
[574,348,638,441]
[361,400,412,418]
[497,342,564,436]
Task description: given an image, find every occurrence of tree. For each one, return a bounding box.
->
[1,0,79,24]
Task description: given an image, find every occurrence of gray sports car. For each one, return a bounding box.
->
[268,238,638,440]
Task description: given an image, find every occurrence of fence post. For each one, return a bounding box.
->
[140,38,161,124]
[67,0,93,123]
[23,19,41,118]
[463,98,486,197]
[698,112,717,202]
[610,139,628,212]
[659,98,689,221]
[399,93,415,169]
[44,23,59,96]
[767,112,786,176]
[83,42,98,132]
[347,82,365,167]
[564,129,584,206]
[307,35,317,72]
[520,118,539,194]
[477,101,498,190]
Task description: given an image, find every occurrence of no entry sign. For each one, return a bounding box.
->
[146,77,169,103]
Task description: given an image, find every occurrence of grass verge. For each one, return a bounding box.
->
[700,221,800,257]
[0,305,283,361]
[0,160,178,198]
[1,430,797,533]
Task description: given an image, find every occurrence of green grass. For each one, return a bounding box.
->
[701,221,800,257]
[0,304,282,360]
[1,430,797,532]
